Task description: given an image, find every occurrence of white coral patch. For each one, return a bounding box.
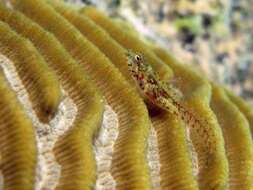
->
[94,105,118,190]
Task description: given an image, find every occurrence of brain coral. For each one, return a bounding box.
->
[0,0,252,190]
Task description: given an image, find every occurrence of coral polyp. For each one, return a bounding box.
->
[0,0,252,190]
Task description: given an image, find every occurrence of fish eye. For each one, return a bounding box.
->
[135,55,141,61]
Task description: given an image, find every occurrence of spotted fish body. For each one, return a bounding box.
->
[126,50,202,126]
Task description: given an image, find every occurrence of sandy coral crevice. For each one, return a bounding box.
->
[94,105,118,190]
[147,125,161,190]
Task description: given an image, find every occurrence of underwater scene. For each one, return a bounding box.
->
[0,0,252,189]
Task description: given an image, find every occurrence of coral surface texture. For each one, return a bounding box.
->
[0,0,252,190]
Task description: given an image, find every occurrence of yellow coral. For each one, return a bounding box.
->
[152,46,228,190]
[151,112,198,190]
[211,84,253,189]
[10,0,151,189]
[80,6,174,82]
[0,5,106,189]
[0,69,36,190]
[0,19,61,123]
[225,88,253,137]
[0,1,252,190]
